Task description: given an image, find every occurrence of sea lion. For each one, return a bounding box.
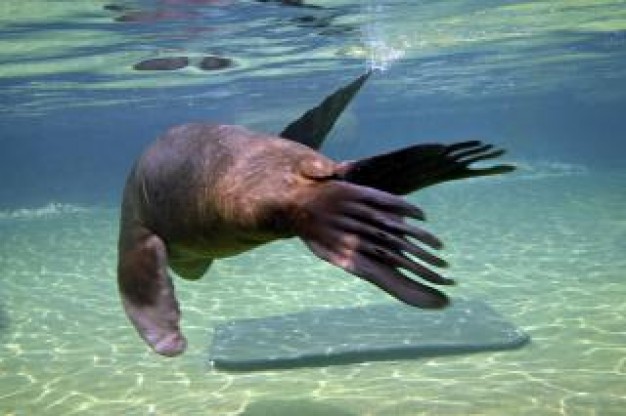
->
[117,72,515,356]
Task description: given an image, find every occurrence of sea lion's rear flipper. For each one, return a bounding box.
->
[294,181,453,309]
[117,227,187,357]
[337,141,516,195]
[280,71,371,149]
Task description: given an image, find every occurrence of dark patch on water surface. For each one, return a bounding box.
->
[198,55,234,70]
[254,0,323,9]
[133,56,190,71]
[287,6,355,36]
[103,4,132,12]
[132,55,234,71]
[114,9,199,23]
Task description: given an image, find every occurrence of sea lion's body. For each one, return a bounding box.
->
[117,74,515,356]
[121,123,334,273]
[118,122,438,356]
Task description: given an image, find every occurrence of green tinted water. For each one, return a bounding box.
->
[1,0,625,414]
[1,172,624,415]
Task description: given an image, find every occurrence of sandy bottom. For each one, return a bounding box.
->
[1,171,625,415]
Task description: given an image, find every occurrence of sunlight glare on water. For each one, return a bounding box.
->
[361,1,406,71]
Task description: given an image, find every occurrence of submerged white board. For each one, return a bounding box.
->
[209,298,529,371]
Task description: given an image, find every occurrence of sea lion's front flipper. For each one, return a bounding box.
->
[117,227,186,357]
[280,71,371,149]
[294,181,453,308]
[337,140,516,195]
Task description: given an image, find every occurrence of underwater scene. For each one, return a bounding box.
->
[1,0,625,414]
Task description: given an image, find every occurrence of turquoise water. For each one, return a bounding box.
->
[1,1,625,414]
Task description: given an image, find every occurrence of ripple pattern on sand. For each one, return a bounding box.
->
[0,173,625,415]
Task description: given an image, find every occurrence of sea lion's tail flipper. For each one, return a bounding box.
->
[280,71,371,149]
[337,140,516,195]
[294,181,453,309]
[117,226,187,357]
